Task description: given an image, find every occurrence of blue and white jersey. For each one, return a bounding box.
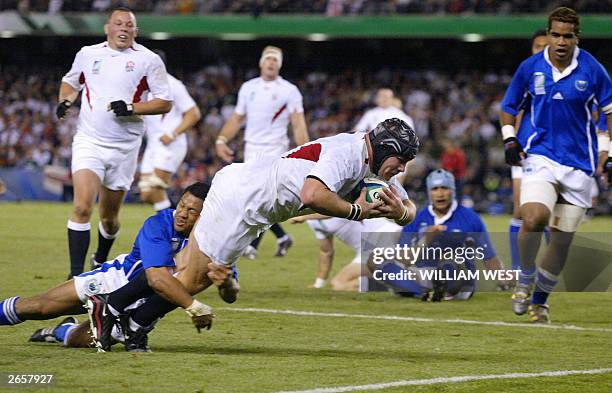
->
[502,47,612,175]
[399,202,496,272]
[123,208,188,270]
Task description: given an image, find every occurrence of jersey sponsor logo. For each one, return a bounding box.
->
[552,92,564,100]
[575,80,588,91]
[534,72,545,95]
[125,61,135,72]
[92,60,102,74]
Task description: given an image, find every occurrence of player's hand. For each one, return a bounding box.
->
[108,100,134,117]
[56,100,72,120]
[503,137,525,166]
[207,262,231,286]
[160,132,176,145]
[216,142,234,162]
[375,186,406,220]
[423,225,447,244]
[185,299,215,333]
[355,187,384,219]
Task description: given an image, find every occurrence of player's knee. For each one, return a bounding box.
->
[140,190,153,204]
[73,203,93,221]
[521,207,549,232]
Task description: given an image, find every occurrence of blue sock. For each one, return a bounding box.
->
[0,297,22,325]
[543,226,551,244]
[381,263,422,295]
[54,323,77,342]
[532,268,558,305]
[518,267,536,286]
[509,218,522,270]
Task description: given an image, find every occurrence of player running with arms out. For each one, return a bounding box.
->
[138,50,201,213]
[57,7,172,278]
[500,7,612,323]
[0,183,227,352]
[216,45,309,260]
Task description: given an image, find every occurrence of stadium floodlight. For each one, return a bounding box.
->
[462,33,485,42]
[307,34,329,42]
[150,32,171,40]
[1,30,16,38]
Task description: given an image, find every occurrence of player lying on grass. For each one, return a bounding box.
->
[0,182,238,351]
[290,213,401,291]
[369,169,511,301]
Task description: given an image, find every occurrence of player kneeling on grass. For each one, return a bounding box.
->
[368,169,511,301]
[0,182,237,352]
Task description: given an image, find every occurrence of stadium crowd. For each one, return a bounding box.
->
[0,64,609,212]
[2,0,611,15]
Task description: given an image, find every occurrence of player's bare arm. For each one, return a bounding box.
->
[300,177,382,220]
[290,111,309,146]
[160,105,201,145]
[216,112,245,161]
[145,267,193,309]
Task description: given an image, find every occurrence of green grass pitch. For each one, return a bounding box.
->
[0,202,610,392]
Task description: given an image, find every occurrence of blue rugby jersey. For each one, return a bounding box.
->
[502,47,612,175]
[399,202,496,272]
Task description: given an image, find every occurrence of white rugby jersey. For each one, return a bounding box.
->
[144,74,196,142]
[235,76,303,146]
[62,42,171,149]
[235,132,409,226]
[354,106,415,133]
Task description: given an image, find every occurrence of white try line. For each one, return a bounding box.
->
[273,368,612,393]
[220,307,612,333]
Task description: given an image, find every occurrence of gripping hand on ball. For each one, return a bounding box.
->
[503,137,525,166]
[108,100,134,117]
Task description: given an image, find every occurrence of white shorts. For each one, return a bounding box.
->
[511,166,523,180]
[194,165,266,266]
[73,254,142,303]
[71,134,140,191]
[521,154,593,209]
[244,142,288,163]
[140,135,187,174]
[589,177,599,199]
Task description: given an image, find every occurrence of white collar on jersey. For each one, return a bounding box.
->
[428,200,458,226]
[544,45,580,83]
[102,41,137,54]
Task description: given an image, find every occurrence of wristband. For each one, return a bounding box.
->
[216,135,228,145]
[501,125,516,140]
[313,278,326,288]
[185,299,213,317]
[346,203,362,221]
[597,133,610,153]
[395,207,410,225]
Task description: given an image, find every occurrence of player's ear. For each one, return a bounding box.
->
[103,23,109,36]
[134,26,139,38]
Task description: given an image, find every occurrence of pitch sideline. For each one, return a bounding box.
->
[220,307,612,333]
[273,368,612,393]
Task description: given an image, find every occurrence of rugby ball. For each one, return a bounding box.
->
[363,178,389,203]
